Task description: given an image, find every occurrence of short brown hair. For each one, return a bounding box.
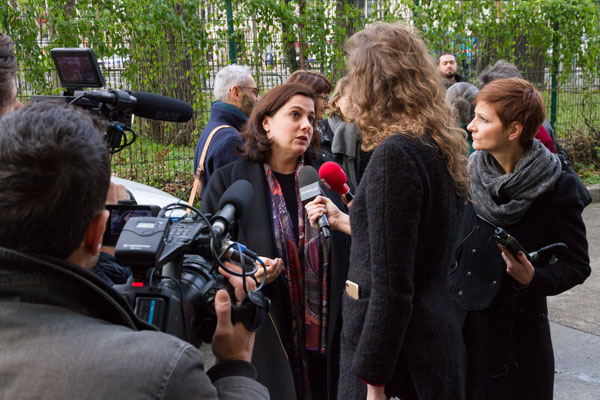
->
[0,32,17,111]
[286,70,332,95]
[474,78,545,148]
[240,83,317,163]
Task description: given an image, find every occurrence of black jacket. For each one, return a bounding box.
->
[201,155,350,400]
[449,170,591,399]
[338,134,466,399]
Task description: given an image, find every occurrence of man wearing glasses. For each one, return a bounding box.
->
[193,64,259,197]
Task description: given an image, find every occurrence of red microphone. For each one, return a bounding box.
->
[319,161,354,205]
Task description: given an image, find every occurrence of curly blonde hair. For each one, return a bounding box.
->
[345,22,469,195]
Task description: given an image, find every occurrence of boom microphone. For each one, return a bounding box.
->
[82,89,194,122]
[319,161,354,204]
[211,180,254,239]
[131,91,194,122]
[298,166,331,238]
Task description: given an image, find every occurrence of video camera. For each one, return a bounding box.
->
[31,48,194,153]
[112,180,270,347]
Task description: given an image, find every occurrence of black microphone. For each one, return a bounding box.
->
[81,89,193,122]
[211,180,254,239]
[298,166,331,238]
[130,91,193,122]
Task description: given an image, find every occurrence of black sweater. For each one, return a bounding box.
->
[338,133,467,399]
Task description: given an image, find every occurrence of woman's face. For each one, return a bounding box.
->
[467,101,511,153]
[315,93,330,120]
[0,81,23,118]
[262,94,315,161]
[336,88,357,120]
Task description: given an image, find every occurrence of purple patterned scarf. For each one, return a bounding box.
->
[264,161,331,398]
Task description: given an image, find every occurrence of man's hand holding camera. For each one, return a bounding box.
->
[214,262,258,363]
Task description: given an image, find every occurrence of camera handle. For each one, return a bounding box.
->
[231,291,271,332]
[216,274,271,332]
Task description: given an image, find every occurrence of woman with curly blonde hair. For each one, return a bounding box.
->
[336,22,468,400]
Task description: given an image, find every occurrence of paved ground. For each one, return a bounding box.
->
[200,195,600,397]
[550,201,600,398]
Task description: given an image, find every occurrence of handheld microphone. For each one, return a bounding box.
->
[81,89,194,122]
[211,180,254,239]
[298,166,331,237]
[319,161,354,204]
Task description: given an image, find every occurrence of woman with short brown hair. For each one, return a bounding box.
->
[450,78,590,399]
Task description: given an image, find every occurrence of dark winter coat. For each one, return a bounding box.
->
[338,133,467,399]
[201,154,351,400]
[449,170,591,400]
[193,101,247,197]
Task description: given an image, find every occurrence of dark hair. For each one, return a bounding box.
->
[445,82,479,125]
[478,60,523,88]
[0,101,110,259]
[474,78,545,147]
[0,31,17,111]
[286,70,332,94]
[240,83,316,163]
[437,51,456,63]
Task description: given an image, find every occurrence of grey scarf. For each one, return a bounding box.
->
[469,139,562,226]
[328,114,359,187]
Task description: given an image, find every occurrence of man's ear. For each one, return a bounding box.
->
[67,210,109,269]
[508,121,523,142]
[230,85,242,102]
[83,210,109,256]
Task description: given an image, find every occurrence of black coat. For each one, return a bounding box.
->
[449,169,591,399]
[338,134,467,399]
[201,155,350,400]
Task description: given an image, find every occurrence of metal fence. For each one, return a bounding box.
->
[16,36,600,195]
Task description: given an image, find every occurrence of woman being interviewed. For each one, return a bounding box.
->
[201,82,350,400]
[449,78,590,399]
[337,22,469,399]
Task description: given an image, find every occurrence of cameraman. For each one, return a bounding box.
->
[0,101,269,399]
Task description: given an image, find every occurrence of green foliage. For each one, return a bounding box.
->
[5,0,599,193]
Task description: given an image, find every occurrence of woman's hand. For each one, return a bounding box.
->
[366,384,387,400]
[498,243,535,286]
[305,195,351,235]
[253,256,283,285]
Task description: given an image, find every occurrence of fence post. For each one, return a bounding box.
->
[225,0,237,64]
[550,22,558,128]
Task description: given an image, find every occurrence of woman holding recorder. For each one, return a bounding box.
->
[449,77,590,399]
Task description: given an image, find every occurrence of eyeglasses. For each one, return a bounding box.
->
[238,86,260,97]
[317,94,330,103]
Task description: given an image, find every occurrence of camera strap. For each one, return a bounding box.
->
[188,125,231,209]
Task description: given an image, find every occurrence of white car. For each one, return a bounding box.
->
[111,176,180,208]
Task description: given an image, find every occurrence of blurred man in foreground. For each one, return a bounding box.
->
[0,101,268,399]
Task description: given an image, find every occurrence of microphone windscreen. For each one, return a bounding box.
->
[217,180,254,218]
[130,91,194,122]
[298,165,320,188]
[319,161,348,195]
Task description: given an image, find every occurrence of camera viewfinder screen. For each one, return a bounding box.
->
[56,56,101,86]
